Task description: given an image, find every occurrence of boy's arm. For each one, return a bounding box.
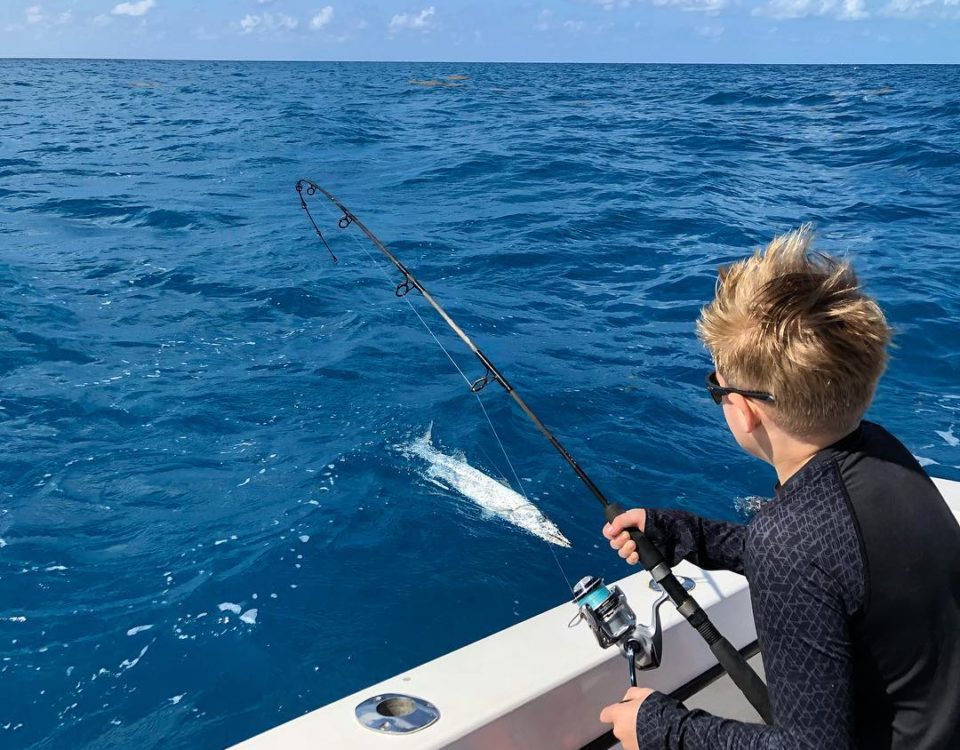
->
[615,508,747,574]
[629,538,858,750]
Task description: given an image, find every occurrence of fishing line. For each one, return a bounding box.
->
[340,226,575,592]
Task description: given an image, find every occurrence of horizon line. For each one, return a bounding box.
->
[1,56,957,65]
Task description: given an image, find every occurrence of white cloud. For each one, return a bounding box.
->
[240,14,261,32]
[753,0,870,18]
[23,5,73,26]
[310,6,334,30]
[587,0,722,8]
[388,6,436,34]
[654,0,728,12]
[753,0,825,18]
[838,0,869,18]
[587,0,635,7]
[276,13,298,30]
[240,12,299,33]
[879,0,960,16]
[92,13,111,26]
[112,0,156,17]
[880,0,933,13]
[535,8,593,30]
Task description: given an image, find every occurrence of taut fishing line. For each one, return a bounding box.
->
[294,179,772,723]
[333,209,575,593]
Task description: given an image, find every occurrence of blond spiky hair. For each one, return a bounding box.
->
[697,226,891,437]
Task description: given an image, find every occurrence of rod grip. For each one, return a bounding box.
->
[604,501,667,573]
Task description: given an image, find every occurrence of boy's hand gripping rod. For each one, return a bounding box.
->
[295,179,773,724]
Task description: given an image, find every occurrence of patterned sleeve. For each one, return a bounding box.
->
[644,509,747,574]
[632,527,859,750]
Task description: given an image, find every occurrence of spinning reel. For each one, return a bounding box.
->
[571,574,695,687]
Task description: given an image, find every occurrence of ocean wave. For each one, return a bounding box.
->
[700,90,787,106]
[26,198,247,230]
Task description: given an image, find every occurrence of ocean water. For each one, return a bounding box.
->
[0,60,958,749]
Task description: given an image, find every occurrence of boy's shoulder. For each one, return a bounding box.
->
[757,420,927,521]
[748,456,850,546]
[747,420,924,549]
[745,458,865,609]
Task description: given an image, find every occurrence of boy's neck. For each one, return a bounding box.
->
[769,423,859,485]
[773,447,823,485]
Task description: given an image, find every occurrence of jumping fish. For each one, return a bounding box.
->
[401,425,571,548]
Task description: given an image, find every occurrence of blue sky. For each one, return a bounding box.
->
[1,0,957,63]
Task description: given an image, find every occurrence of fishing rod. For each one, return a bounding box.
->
[295,178,773,724]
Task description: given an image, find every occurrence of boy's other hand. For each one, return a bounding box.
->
[599,686,654,750]
[602,508,646,565]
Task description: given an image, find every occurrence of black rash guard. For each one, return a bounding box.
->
[635,421,960,749]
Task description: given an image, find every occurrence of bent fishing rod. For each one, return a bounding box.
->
[295,178,773,724]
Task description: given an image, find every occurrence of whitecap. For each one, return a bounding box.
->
[734,495,767,517]
[935,427,958,447]
[119,644,150,671]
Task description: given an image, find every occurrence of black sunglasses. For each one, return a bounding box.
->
[705,371,775,405]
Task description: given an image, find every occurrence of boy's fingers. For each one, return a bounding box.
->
[610,509,645,535]
[618,541,636,560]
[628,552,639,565]
[608,531,629,551]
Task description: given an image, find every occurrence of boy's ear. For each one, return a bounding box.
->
[728,394,762,434]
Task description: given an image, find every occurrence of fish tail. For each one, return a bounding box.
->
[413,420,433,448]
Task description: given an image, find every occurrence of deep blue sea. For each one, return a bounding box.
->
[1,60,958,749]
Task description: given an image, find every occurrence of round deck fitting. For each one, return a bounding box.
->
[649,575,696,593]
[355,693,440,734]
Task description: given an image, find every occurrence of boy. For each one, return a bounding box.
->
[599,227,960,749]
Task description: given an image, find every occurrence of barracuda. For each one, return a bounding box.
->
[403,425,571,548]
